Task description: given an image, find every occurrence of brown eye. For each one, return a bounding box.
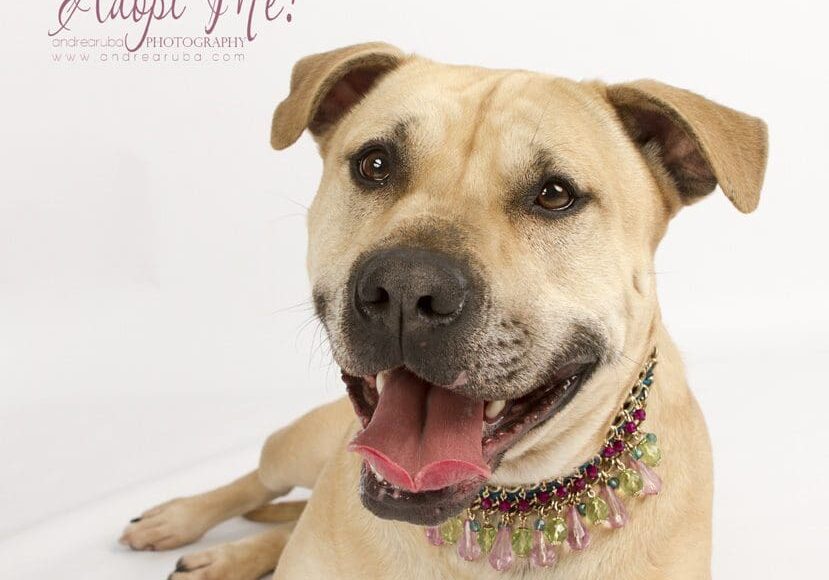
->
[358,148,391,183]
[536,179,576,211]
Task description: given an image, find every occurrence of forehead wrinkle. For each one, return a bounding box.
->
[449,71,521,197]
[505,80,618,194]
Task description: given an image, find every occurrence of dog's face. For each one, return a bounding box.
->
[272,43,767,525]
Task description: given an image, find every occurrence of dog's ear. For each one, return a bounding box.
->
[606,80,768,213]
[271,42,405,150]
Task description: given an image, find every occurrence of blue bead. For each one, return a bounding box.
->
[534,518,546,531]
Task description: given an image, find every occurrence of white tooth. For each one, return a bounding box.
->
[369,462,383,481]
[376,370,390,394]
[449,370,469,388]
[485,399,506,419]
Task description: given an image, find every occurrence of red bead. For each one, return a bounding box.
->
[518,499,532,512]
[537,491,551,504]
[499,500,512,513]
[624,421,638,434]
[613,439,626,453]
[585,464,599,480]
[555,486,568,499]
[633,408,646,422]
[480,497,494,510]
[572,478,586,492]
[603,445,617,458]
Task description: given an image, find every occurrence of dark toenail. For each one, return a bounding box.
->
[130,517,142,523]
[175,558,189,572]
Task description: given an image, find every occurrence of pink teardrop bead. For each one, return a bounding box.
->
[530,529,558,568]
[488,526,514,571]
[632,458,663,495]
[425,526,443,546]
[566,505,591,551]
[457,520,482,561]
[601,485,629,529]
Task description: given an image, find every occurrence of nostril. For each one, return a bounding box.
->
[416,295,434,317]
[363,286,390,305]
[356,282,391,321]
[416,293,464,318]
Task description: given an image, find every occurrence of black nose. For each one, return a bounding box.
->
[354,247,469,337]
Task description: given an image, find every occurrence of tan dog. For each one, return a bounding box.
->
[120,42,767,579]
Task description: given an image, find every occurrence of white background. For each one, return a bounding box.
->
[1,1,827,578]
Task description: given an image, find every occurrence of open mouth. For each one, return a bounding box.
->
[342,361,594,525]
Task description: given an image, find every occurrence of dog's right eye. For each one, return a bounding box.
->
[357,147,392,184]
[536,178,576,212]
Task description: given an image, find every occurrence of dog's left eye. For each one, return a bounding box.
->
[357,147,392,184]
[535,179,576,211]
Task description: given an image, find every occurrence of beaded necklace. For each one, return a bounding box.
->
[423,350,662,572]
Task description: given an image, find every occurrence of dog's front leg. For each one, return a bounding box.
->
[257,396,355,494]
[119,396,354,553]
[119,470,280,551]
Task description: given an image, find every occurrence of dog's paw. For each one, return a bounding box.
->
[166,545,265,580]
[119,497,214,551]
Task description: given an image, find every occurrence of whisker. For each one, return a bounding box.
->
[271,298,314,315]
[530,98,553,145]
[309,320,331,369]
[285,198,310,211]
[609,347,644,369]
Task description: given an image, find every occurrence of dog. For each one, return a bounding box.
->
[120,42,767,579]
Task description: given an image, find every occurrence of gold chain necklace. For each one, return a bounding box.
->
[423,349,662,571]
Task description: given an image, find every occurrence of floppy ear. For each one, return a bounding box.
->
[606,80,768,213]
[271,42,406,150]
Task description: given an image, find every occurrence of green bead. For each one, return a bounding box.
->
[577,502,587,516]
[630,446,644,460]
[543,517,567,545]
[645,432,658,443]
[584,496,610,525]
[608,477,620,489]
[478,524,497,553]
[619,468,644,496]
[637,439,662,467]
[511,527,533,557]
[439,517,463,544]
[469,519,481,533]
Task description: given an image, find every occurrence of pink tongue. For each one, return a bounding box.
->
[348,368,491,492]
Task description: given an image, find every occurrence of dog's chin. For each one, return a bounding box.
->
[359,464,482,526]
[343,359,596,526]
